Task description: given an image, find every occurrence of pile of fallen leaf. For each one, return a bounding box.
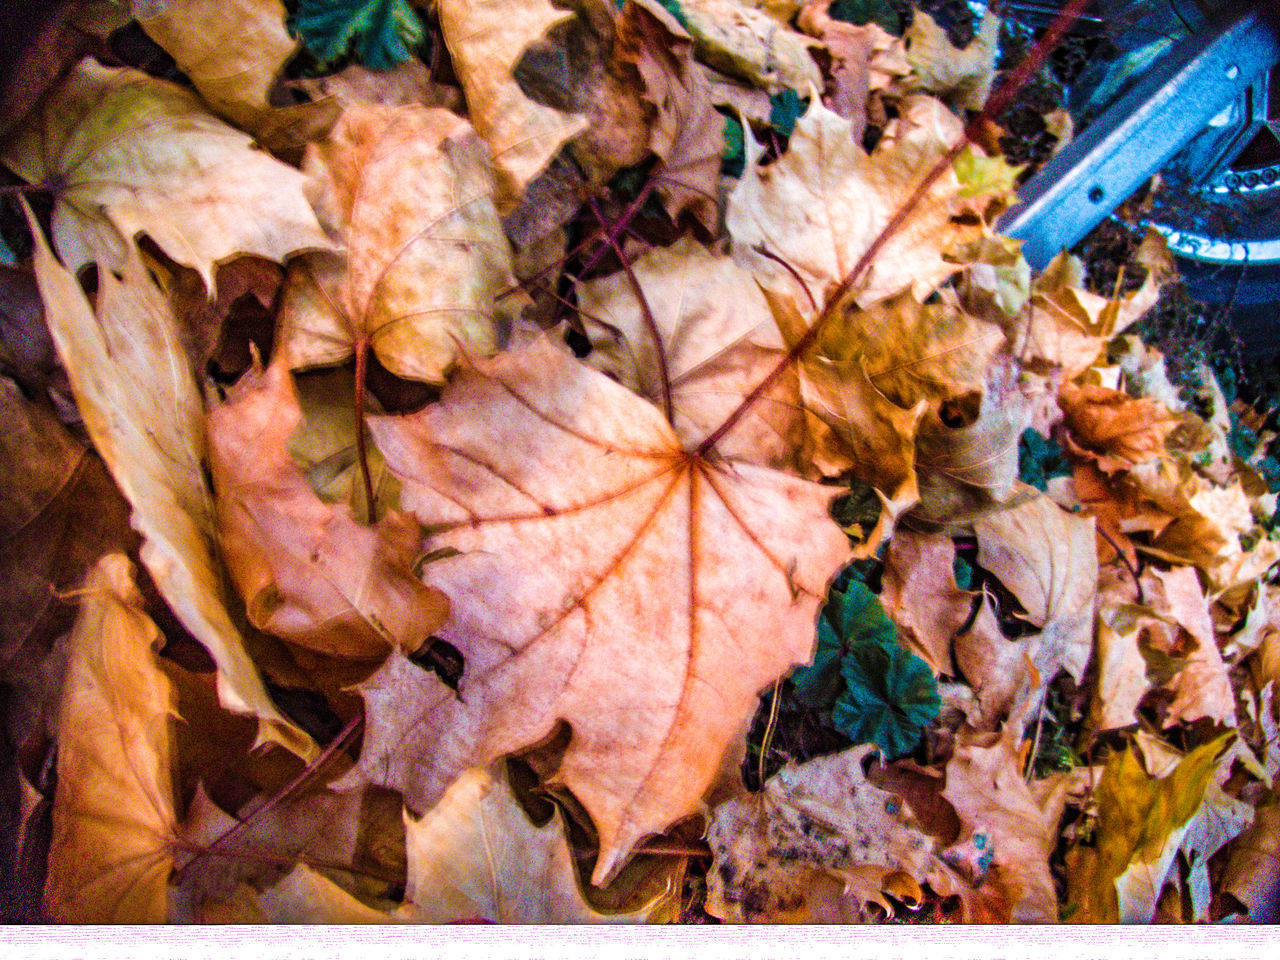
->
[1,0,1278,925]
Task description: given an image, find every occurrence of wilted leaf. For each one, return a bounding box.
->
[44,554,176,922]
[904,9,999,110]
[276,104,516,384]
[705,745,935,922]
[1066,734,1231,923]
[952,595,1036,728]
[670,0,822,92]
[2,59,332,290]
[942,724,1069,922]
[973,489,1097,685]
[198,863,391,923]
[619,1,727,227]
[1088,603,1166,733]
[0,376,134,662]
[1146,566,1236,728]
[436,0,589,208]
[1058,381,1179,471]
[880,529,970,674]
[1222,797,1280,923]
[205,358,449,659]
[398,766,660,923]
[136,0,298,128]
[26,213,312,758]
[577,236,815,471]
[728,96,1008,308]
[348,336,850,883]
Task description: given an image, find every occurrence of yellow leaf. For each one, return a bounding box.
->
[44,554,177,922]
[2,59,332,291]
[276,104,516,383]
[26,208,313,759]
[905,9,1000,110]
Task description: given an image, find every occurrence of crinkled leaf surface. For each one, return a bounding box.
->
[904,9,998,109]
[880,530,970,675]
[397,766,663,923]
[205,359,449,659]
[1147,565,1236,728]
[728,96,1004,307]
[705,745,935,922]
[973,489,1097,685]
[276,104,515,383]
[350,336,851,883]
[577,236,816,472]
[436,0,589,208]
[44,554,176,923]
[2,59,332,289]
[27,213,312,758]
[671,0,822,93]
[136,0,297,127]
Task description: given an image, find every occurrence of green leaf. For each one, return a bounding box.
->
[768,89,808,138]
[833,639,940,761]
[295,0,424,70]
[828,0,907,34]
[721,113,745,178]
[1017,428,1071,492]
[791,575,890,708]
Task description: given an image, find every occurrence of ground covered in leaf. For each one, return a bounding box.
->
[1,0,1278,925]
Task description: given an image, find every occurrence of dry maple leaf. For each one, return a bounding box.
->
[135,0,297,129]
[903,8,999,110]
[276,103,516,384]
[1223,798,1280,923]
[1146,565,1236,728]
[205,358,449,659]
[941,723,1071,922]
[1088,602,1168,733]
[973,488,1098,687]
[727,95,1003,308]
[26,210,313,759]
[576,235,818,473]
[397,765,666,923]
[436,0,590,209]
[880,529,970,675]
[1058,381,1179,471]
[1,59,332,290]
[347,335,850,883]
[670,0,822,93]
[44,554,177,922]
[704,744,936,923]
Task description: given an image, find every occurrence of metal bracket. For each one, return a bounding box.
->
[996,1,1280,269]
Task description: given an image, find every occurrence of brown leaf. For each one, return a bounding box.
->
[165,256,283,379]
[797,2,909,135]
[436,0,590,209]
[1088,603,1166,733]
[728,96,1007,308]
[617,1,727,227]
[704,745,936,922]
[665,0,822,93]
[1058,381,1179,471]
[973,489,1098,686]
[26,212,313,759]
[903,8,999,110]
[1222,797,1280,923]
[348,336,850,883]
[276,104,516,384]
[941,724,1069,922]
[43,555,177,922]
[577,236,816,472]
[205,359,448,659]
[0,376,134,663]
[397,766,664,923]
[1146,565,1236,728]
[198,863,391,923]
[2,59,332,290]
[880,530,969,675]
[952,595,1037,729]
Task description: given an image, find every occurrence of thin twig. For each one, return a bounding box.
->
[353,339,376,522]
[1095,524,1144,604]
[588,195,674,425]
[757,680,782,790]
[696,0,1094,458]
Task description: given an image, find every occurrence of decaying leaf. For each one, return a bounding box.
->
[728,96,1009,308]
[1223,797,1280,923]
[397,766,665,923]
[2,59,332,289]
[880,529,970,675]
[276,103,516,383]
[903,9,999,110]
[973,489,1098,686]
[44,554,177,922]
[941,724,1070,922]
[1146,566,1236,728]
[1058,381,1179,471]
[26,211,312,759]
[669,0,822,92]
[705,745,935,922]
[205,358,449,659]
[1087,603,1166,733]
[1066,734,1231,923]
[436,0,590,208]
[577,236,815,471]
[348,336,850,883]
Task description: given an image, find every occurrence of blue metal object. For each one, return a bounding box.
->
[996,1,1280,269]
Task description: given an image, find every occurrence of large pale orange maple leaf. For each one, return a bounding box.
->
[345,335,851,883]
